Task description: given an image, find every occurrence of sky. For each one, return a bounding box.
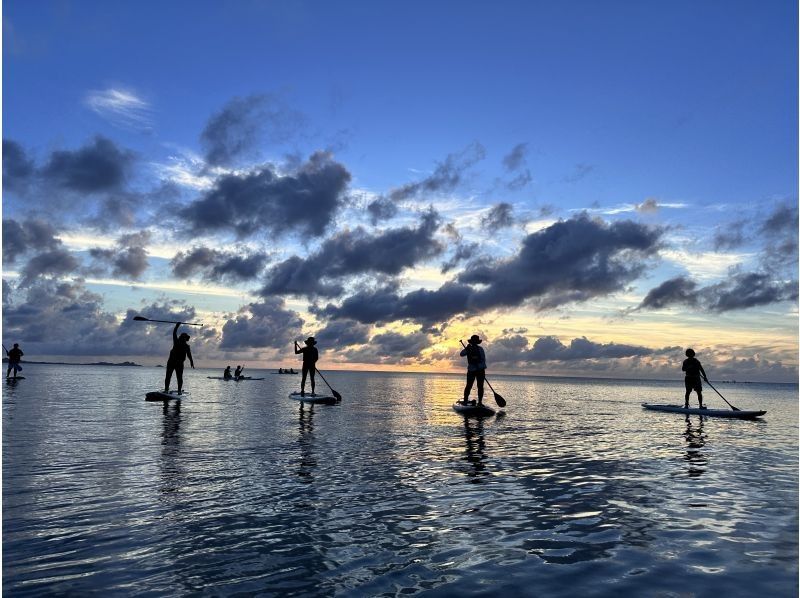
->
[2,0,798,381]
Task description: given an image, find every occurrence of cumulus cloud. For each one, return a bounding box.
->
[85,87,152,131]
[489,334,660,365]
[635,198,660,213]
[171,246,269,283]
[2,219,62,264]
[314,319,371,347]
[88,231,151,280]
[201,94,306,166]
[180,151,350,238]
[18,249,80,287]
[480,202,516,231]
[3,139,35,193]
[341,330,431,364]
[220,298,304,350]
[501,143,532,190]
[41,136,135,193]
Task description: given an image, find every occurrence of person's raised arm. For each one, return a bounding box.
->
[173,322,180,343]
[294,341,302,355]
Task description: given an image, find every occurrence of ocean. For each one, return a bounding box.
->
[3,364,798,596]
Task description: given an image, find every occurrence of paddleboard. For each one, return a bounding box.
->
[642,403,766,419]
[146,390,189,401]
[289,392,339,405]
[452,400,497,417]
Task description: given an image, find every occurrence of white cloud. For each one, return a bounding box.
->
[660,248,752,280]
[85,87,152,130]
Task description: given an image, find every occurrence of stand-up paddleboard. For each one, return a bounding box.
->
[289,392,339,405]
[207,376,266,381]
[146,390,189,401]
[642,403,766,419]
[453,400,497,417]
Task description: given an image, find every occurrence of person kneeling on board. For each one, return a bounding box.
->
[165,323,194,394]
[294,337,319,396]
[682,348,708,409]
[460,335,487,406]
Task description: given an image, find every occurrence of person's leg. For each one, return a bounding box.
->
[176,364,184,393]
[309,366,316,394]
[5,365,10,378]
[696,381,704,408]
[165,363,174,392]
[464,370,476,402]
[476,370,485,404]
[301,365,308,395]
[684,379,692,408]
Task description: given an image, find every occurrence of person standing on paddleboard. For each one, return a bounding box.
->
[295,337,319,396]
[460,335,487,406]
[682,348,708,409]
[5,343,24,379]
[165,323,194,394]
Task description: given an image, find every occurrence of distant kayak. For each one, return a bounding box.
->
[289,392,339,405]
[272,372,298,375]
[642,403,766,419]
[146,390,189,401]
[207,376,265,381]
[452,400,497,417]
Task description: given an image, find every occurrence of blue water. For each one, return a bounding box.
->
[3,365,798,596]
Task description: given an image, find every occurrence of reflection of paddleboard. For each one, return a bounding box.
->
[452,400,496,417]
[642,403,766,419]
[5,377,25,381]
[146,390,189,401]
[289,392,338,405]
[206,376,265,381]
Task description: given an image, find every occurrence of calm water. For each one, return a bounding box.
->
[3,365,798,596]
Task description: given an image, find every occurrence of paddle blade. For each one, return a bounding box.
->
[493,392,506,408]
[332,390,343,402]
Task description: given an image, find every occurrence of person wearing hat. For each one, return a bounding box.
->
[682,348,707,409]
[165,323,195,394]
[294,337,319,396]
[5,343,24,379]
[460,334,487,405]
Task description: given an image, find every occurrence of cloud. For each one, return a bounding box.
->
[2,219,62,264]
[314,319,371,347]
[480,202,516,231]
[88,231,151,280]
[341,330,431,364]
[562,163,594,183]
[19,249,80,287]
[171,246,269,283]
[635,198,660,214]
[201,94,307,166]
[490,334,659,364]
[637,272,797,312]
[219,298,304,350]
[85,87,152,130]
[501,143,532,190]
[41,136,135,193]
[180,151,350,238]
[366,196,399,224]
[259,209,442,298]
[3,139,35,192]
[712,220,747,251]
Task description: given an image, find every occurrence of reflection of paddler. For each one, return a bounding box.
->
[463,417,487,479]
[294,337,319,396]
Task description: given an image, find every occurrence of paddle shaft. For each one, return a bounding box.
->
[460,340,506,407]
[133,316,204,327]
[705,379,740,411]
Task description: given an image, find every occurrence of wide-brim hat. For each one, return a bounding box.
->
[469,335,482,344]
[305,337,317,345]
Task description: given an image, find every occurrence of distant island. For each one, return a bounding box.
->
[1,359,142,367]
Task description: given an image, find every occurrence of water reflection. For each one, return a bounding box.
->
[683,415,707,478]
[159,401,184,497]
[297,403,317,482]
[462,417,488,482]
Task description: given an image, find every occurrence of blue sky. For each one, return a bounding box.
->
[3,1,798,380]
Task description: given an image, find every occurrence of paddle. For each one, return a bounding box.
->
[133,315,204,326]
[705,378,740,411]
[460,340,506,407]
[314,368,342,402]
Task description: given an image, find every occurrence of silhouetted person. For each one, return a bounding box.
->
[223,366,233,379]
[165,323,194,393]
[295,337,319,396]
[234,365,244,378]
[682,348,707,408]
[460,335,487,405]
[279,367,284,374]
[5,343,23,379]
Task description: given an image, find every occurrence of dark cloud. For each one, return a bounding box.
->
[761,203,798,236]
[441,241,480,274]
[88,231,151,280]
[502,143,528,172]
[484,334,659,366]
[201,94,307,167]
[713,220,747,251]
[171,246,269,283]
[562,163,594,184]
[481,202,515,231]
[341,330,431,364]
[461,215,663,311]
[3,219,62,264]
[41,136,134,192]
[314,319,371,347]
[389,142,486,202]
[3,139,35,192]
[759,203,798,271]
[638,272,797,312]
[180,151,350,238]
[260,210,442,298]
[220,298,304,350]
[366,196,399,224]
[19,249,80,286]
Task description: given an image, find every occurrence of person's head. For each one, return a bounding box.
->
[305,337,317,346]
[12,344,18,348]
[179,332,190,342]
[468,334,482,345]
[685,348,695,357]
